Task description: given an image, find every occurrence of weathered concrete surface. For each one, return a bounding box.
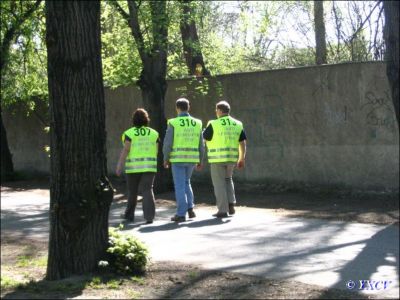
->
[1,187,399,298]
[3,62,399,190]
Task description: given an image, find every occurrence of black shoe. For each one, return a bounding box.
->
[145,220,153,224]
[171,215,186,222]
[188,208,196,218]
[212,212,228,218]
[121,213,134,222]
[229,203,235,215]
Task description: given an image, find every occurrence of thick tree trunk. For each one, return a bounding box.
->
[314,0,327,65]
[45,1,113,280]
[383,1,399,127]
[137,57,171,193]
[0,110,14,182]
[180,0,210,76]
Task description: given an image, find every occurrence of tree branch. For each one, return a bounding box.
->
[126,0,147,63]
[108,0,130,22]
[1,0,42,72]
[347,1,380,44]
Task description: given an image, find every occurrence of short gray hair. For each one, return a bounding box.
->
[216,101,230,113]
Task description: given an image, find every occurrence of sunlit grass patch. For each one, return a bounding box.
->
[16,255,47,268]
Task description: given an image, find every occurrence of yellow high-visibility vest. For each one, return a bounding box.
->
[168,116,202,163]
[206,116,243,163]
[122,126,158,173]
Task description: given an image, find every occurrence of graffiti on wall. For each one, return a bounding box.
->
[323,105,352,126]
[361,90,396,129]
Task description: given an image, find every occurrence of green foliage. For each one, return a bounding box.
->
[1,1,48,110]
[1,0,385,108]
[101,1,142,88]
[101,225,149,275]
[87,276,103,289]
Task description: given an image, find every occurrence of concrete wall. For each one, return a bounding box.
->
[3,62,399,190]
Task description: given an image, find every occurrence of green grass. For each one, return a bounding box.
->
[1,276,25,290]
[86,276,124,290]
[16,255,47,268]
[105,279,123,289]
[188,270,199,279]
[87,276,103,289]
[130,275,145,285]
[127,290,141,299]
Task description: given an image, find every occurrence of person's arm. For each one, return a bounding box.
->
[196,131,205,171]
[237,139,246,169]
[116,140,131,176]
[163,125,173,168]
[237,128,247,169]
[202,124,213,141]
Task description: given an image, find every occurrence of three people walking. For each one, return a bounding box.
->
[116,99,246,223]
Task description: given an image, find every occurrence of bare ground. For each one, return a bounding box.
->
[1,236,379,299]
[1,177,398,299]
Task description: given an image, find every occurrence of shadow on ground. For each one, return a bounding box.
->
[2,176,399,225]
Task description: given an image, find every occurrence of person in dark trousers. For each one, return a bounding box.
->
[203,101,247,218]
[163,98,205,222]
[116,108,159,224]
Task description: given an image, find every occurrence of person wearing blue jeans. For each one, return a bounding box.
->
[171,164,195,218]
[163,98,204,222]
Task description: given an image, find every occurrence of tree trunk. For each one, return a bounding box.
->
[123,0,171,192]
[314,0,327,65]
[383,1,399,127]
[180,0,210,76]
[137,57,171,193]
[0,110,14,182]
[45,0,113,280]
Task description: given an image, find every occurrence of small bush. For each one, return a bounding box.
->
[100,225,149,275]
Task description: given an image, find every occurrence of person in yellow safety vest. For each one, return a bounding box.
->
[163,98,205,223]
[203,100,247,218]
[116,108,159,224]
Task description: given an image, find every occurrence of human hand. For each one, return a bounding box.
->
[195,163,203,171]
[163,161,170,169]
[237,159,245,169]
[116,166,122,177]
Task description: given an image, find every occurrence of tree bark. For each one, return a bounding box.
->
[0,110,14,182]
[123,0,171,193]
[138,62,170,193]
[45,0,113,280]
[179,0,210,76]
[383,1,399,127]
[314,0,327,65]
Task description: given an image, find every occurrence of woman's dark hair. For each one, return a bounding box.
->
[132,108,150,127]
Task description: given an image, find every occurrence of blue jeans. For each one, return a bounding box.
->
[171,163,195,217]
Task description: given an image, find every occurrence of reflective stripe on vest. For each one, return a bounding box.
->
[206,116,243,163]
[168,116,202,163]
[122,126,159,173]
[126,157,157,162]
